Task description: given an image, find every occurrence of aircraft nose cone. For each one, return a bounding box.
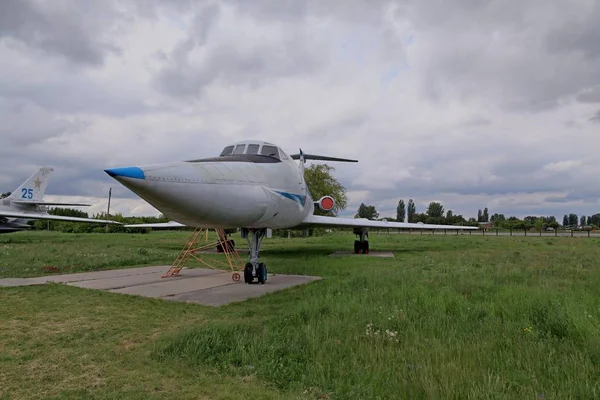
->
[104,166,145,180]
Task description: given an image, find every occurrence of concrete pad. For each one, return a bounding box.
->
[67,268,220,290]
[328,251,394,258]
[165,274,322,306]
[0,277,50,287]
[0,266,169,287]
[109,273,233,298]
[0,265,321,307]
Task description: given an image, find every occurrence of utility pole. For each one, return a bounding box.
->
[107,188,112,216]
[105,188,112,233]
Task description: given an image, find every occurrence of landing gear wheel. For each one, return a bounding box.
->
[362,241,369,254]
[257,262,267,284]
[354,240,360,254]
[244,263,253,284]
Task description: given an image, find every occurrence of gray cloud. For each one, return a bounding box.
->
[0,0,125,66]
[546,2,600,60]
[154,5,326,98]
[577,86,600,103]
[405,0,600,111]
[590,110,600,123]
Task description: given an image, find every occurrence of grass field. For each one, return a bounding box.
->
[1,231,600,399]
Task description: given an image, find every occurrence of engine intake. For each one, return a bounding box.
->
[315,196,335,212]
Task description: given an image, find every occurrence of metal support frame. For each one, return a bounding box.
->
[162,228,244,281]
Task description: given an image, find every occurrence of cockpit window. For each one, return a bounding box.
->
[233,144,246,155]
[261,145,279,159]
[247,144,260,154]
[220,145,234,156]
[279,149,289,160]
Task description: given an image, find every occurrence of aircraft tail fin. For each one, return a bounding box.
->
[7,167,54,202]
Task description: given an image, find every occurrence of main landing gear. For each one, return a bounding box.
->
[353,227,369,254]
[241,228,268,284]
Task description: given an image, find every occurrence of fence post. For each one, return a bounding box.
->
[539,229,542,236]
[555,229,557,237]
[496,229,499,236]
[571,229,573,237]
[510,229,512,236]
[588,230,591,238]
[469,230,472,235]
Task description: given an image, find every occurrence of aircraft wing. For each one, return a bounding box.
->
[123,221,187,228]
[11,201,91,206]
[297,215,478,230]
[0,211,121,224]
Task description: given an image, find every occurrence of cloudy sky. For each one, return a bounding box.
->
[1,0,599,220]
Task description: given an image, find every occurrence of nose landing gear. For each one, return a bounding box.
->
[242,228,268,284]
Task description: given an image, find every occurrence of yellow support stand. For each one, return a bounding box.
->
[161,228,244,282]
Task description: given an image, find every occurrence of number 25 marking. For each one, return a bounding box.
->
[21,188,33,199]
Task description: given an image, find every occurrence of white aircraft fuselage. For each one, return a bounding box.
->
[106,140,477,284]
[106,142,315,230]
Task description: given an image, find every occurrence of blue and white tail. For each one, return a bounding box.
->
[7,167,54,202]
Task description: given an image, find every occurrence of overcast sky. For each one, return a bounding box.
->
[1,0,599,220]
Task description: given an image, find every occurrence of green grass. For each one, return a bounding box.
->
[1,231,600,399]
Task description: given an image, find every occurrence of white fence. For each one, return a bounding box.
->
[369,229,600,238]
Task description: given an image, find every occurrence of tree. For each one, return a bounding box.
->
[426,202,445,219]
[587,216,592,226]
[568,213,578,226]
[477,209,483,222]
[355,203,379,220]
[483,207,489,222]
[446,210,453,220]
[396,200,406,222]
[407,199,416,223]
[304,164,348,216]
[491,213,505,223]
[562,215,569,226]
[590,213,600,227]
[0,192,10,199]
[580,215,586,227]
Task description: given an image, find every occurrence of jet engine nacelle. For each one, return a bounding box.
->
[315,196,335,212]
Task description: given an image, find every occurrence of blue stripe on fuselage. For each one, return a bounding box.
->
[274,191,307,207]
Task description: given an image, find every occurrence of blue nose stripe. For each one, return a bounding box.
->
[104,167,145,180]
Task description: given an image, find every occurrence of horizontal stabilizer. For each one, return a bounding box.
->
[290,153,358,163]
[12,201,91,207]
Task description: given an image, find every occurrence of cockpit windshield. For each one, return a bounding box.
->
[218,143,283,161]
[261,145,279,158]
[220,146,234,156]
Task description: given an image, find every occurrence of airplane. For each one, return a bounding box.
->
[0,167,120,233]
[104,140,477,284]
